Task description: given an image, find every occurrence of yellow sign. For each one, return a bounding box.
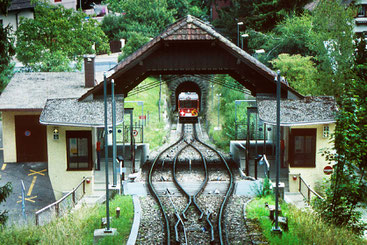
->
[192,109,198,116]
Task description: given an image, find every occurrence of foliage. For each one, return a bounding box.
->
[255,177,272,197]
[0,195,133,244]
[102,0,176,38]
[212,0,311,42]
[121,77,169,150]
[248,14,314,63]
[270,54,319,96]
[16,1,109,72]
[314,77,367,234]
[307,0,356,98]
[206,75,248,151]
[247,195,366,245]
[100,14,126,41]
[0,181,12,226]
[166,0,210,20]
[118,32,150,62]
[0,0,15,92]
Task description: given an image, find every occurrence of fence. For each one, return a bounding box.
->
[299,175,324,204]
[35,178,87,226]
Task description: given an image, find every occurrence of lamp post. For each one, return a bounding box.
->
[241,33,249,50]
[255,49,265,59]
[216,93,221,127]
[237,22,243,47]
[103,72,111,233]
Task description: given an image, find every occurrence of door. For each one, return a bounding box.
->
[15,115,47,162]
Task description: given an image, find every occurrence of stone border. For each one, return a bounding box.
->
[127,195,141,245]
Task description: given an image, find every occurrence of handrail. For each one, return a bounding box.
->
[35,177,87,226]
[299,175,324,203]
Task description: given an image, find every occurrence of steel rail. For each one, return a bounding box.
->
[147,124,185,245]
[193,124,235,245]
[172,125,214,242]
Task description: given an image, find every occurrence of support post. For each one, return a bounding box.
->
[272,70,282,235]
[103,73,111,232]
[235,102,238,139]
[159,75,162,122]
[111,79,117,187]
[246,108,250,176]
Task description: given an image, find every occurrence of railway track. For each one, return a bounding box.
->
[147,123,235,244]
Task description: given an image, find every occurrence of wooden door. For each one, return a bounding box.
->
[15,115,47,162]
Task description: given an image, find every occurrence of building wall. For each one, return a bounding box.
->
[47,125,95,199]
[0,10,34,33]
[2,110,41,162]
[288,123,335,192]
[51,0,77,10]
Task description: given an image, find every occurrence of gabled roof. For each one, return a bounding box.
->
[40,98,125,127]
[257,96,338,126]
[79,15,302,101]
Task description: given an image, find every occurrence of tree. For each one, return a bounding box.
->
[308,0,355,98]
[248,14,314,64]
[16,1,109,71]
[315,77,367,234]
[212,0,311,41]
[270,54,319,95]
[102,0,176,38]
[0,0,15,92]
[118,32,150,61]
[0,181,12,226]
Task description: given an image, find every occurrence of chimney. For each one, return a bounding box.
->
[84,54,96,88]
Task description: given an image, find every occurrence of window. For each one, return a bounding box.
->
[66,131,92,170]
[289,129,316,168]
[323,125,330,138]
[358,5,366,17]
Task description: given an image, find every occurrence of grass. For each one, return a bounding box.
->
[119,77,168,150]
[246,195,367,245]
[0,195,134,245]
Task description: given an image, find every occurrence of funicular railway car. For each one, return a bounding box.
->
[178,92,199,123]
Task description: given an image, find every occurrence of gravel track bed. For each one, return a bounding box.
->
[136,122,266,244]
[137,195,268,244]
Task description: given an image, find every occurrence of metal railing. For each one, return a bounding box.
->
[35,177,87,226]
[299,175,324,203]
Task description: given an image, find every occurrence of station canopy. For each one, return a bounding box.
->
[79,15,302,101]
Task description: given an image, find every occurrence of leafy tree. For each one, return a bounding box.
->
[0,181,12,226]
[213,0,311,41]
[100,14,126,41]
[270,54,319,95]
[248,14,314,63]
[118,32,150,61]
[315,77,367,234]
[166,0,210,20]
[102,0,176,37]
[16,1,109,71]
[307,0,355,98]
[0,0,15,92]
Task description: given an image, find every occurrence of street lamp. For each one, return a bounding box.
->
[255,49,265,59]
[241,33,249,50]
[216,93,221,127]
[237,22,243,47]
